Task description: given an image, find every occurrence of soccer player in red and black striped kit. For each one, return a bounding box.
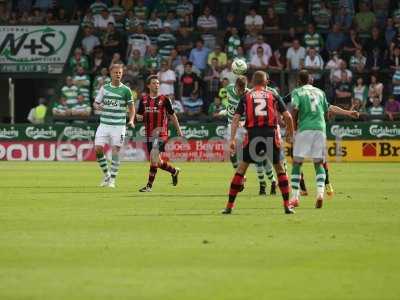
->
[136,75,183,192]
[222,71,295,214]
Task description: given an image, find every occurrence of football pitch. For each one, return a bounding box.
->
[0,161,399,300]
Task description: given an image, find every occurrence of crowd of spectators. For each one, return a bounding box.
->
[7,0,400,123]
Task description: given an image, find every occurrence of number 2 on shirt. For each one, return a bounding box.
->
[254,98,267,116]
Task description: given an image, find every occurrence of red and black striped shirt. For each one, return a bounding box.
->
[235,86,287,129]
[137,94,175,141]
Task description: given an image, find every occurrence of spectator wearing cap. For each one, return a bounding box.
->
[157,60,176,97]
[94,7,116,32]
[249,35,272,64]
[207,45,227,69]
[90,0,108,16]
[196,6,218,49]
[189,39,210,73]
[157,22,177,61]
[81,26,101,56]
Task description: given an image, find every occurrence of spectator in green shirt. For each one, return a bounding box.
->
[208,96,227,120]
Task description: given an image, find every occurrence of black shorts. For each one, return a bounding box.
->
[146,140,166,154]
[241,127,282,164]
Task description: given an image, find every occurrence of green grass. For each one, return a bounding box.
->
[0,161,399,300]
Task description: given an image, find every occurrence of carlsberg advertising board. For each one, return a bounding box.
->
[0,26,79,73]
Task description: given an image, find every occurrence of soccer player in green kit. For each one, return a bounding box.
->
[224,76,277,195]
[289,70,358,208]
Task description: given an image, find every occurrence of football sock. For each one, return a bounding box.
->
[264,160,276,183]
[230,154,239,169]
[291,164,301,199]
[147,165,158,187]
[300,172,307,191]
[159,161,176,175]
[314,163,326,196]
[277,173,290,207]
[323,162,330,185]
[227,172,244,208]
[110,153,120,179]
[96,152,109,175]
[255,162,266,186]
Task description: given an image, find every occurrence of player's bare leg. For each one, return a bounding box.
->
[222,162,249,214]
[290,159,303,207]
[314,160,326,208]
[95,145,110,187]
[274,162,295,214]
[107,146,121,188]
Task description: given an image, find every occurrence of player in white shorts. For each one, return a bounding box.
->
[93,64,135,187]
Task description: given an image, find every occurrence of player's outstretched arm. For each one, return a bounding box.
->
[170,113,183,137]
[329,105,359,119]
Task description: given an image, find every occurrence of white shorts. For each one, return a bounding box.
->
[225,124,247,144]
[293,130,326,160]
[95,124,126,147]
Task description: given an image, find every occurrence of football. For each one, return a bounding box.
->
[231,59,248,75]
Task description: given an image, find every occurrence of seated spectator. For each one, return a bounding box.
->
[127,49,145,75]
[385,95,400,120]
[61,76,79,108]
[102,22,123,58]
[71,95,92,119]
[366,47,386,72]
[227,27,241,59]
[325,51,341,81]
[133,0,148,21]
[182,90,203,116]
[282,27,302,53]
[30,8,44,24]
[304,47,324,85]
[389,47,400,71]
[243,31,258,51]
[364,27,386,59]
[81,10,94,28]
[180,61,200,102]
[208,96,227,120]
[208,44,227,68]
[326,23,345,54]
[244,6,264,33]
[368,96,384,122]
[157,22,177,61]
[109,0,126,31]
[94,8,116,33]
[264,6,280,31]
[314,1,332,32]
[170,94,185,116]
[249,35,272,64]
[144,45,162,74]
[167,49,183,71]
[164,10,180,32]
[269,49,286,71]
[343,29,362,62]
[392,70,400,101]
[234,46,248,62]
[90,0,108,16]
[73,66,91,103]
[332,60,352,84]
[127,24,150,58]
[250,46,269,71]
[354,2,376,39]
[221,12,240,31]
[352,77,369,108]
[146,11,162,43]
[289,7,309,34]
[158,61,176,96]
[56,7,68,24]
[368,73,384,103]
[286,39,306,91]
[44,10,58,25]
[196,6,218,49]
[220,60,236,84]
[333,6,353,30]
[335,72,352,108]
[176,27,194,56]
[204,57,222,102]
[69,47,90,73]
[303,23,324,52]
[125,10,141,34]
[81,26,101,56]
[349,48,367,73]
[176,0,194,19]
[91,46,110,75]
[27,97,47,124]
[52,97,70,118]
[189,39,210,73]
